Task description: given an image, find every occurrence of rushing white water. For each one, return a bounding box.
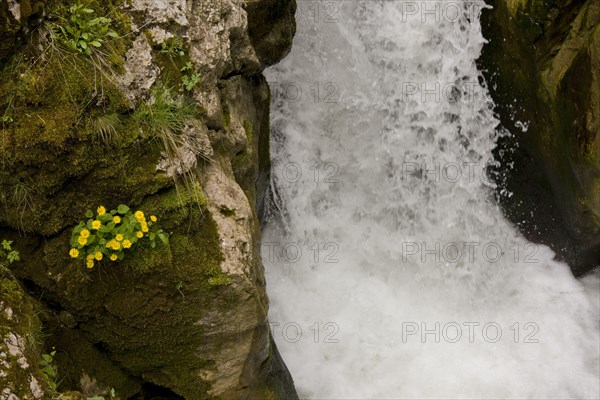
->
[262,1,600,398]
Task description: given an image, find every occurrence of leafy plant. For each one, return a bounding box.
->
[180,62,201,91]
[39,349,58,393]
[0,240,20,267]
[69,205,168,269]
[160,37,186,57]
[52,1,118,56]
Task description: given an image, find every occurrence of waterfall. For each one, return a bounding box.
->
[262,1,600,398]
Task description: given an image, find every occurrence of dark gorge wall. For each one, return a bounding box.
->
[479,0,600,275]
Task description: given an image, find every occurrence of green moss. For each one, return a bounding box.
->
[243,120,254,144]
[0,266,49,398]
[219,206,236,218]
[4,181,233,397]
[0,49,175,235]
[208,274,233,286]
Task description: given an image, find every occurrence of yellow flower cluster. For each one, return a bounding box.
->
[134,210,156,234]
[77,228,90,246]
[69,204,167,270]
[106,239,121,251]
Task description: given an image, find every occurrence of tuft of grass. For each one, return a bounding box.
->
[134,87,209,208]
[160,36,186,58]
[12,181,36,231]
[93,113,121,145]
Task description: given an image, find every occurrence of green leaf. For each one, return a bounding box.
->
[41,366,56,378]
[85,210,93,218]
[90,40,102,47]
[158,233,169,245]
[7,251,20,263]
[117,204,130,214]
[1,240,11,251]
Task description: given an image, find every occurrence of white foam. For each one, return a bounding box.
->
[263,1,600,398]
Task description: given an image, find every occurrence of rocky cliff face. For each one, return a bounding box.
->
[0,0,297,399]
[479,0,600,275]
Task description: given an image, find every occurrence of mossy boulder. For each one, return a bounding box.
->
[0,266,49,399]
[0,0,298,398]
[246,0,297,68]
[480,0,600,275]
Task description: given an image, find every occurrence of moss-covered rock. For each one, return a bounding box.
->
[480,0,600,275]
[246,0,297,68]
[1,0,298,398]
[0,266,49,399]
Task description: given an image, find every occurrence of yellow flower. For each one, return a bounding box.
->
[105,240,113,248]
[97,206,106,216]
[123,239,132,249]
[110,254,118,261]
[69,248,79,258]
[111,241,121,251]
[150,215,157,222]
[113,216,121,224]
[115,233,123,242]
[91,220,101,230]
[141,224,149,233]
[87,253,94,260]
[80,229,90,238]
[78,236,88,246]
[136,231,143,238]
[95,252,103,261]
[135,210,145,220]
[86,260,94,269]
